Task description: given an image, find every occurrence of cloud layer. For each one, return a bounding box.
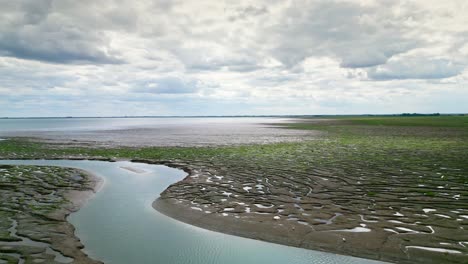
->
[0,0,467,116]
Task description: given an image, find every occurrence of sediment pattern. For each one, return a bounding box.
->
[0,165,101,264]
[156,127,468,264]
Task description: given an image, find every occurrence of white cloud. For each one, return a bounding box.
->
[0,0,467,116]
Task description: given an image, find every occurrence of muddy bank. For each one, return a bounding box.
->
[153,193,466,264]
[64,169,103,213]
[0,164,103,264]
[150,156,468,264]
[153,198,390,260]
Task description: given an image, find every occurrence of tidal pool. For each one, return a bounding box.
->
[0,160,384,264]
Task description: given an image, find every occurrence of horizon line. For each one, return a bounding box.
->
[1,113,466,119]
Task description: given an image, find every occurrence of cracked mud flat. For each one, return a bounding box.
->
[153,157,467,264]
[0,165,101,264]
[150,124,468,264]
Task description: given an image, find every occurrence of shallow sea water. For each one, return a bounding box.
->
[0,117,315,147]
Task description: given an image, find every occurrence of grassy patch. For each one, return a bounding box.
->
[344,115,468,128]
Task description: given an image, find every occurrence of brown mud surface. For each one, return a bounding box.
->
[150,156,467,264]
[0,165,102,264]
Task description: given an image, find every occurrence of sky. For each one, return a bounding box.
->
[0,0,467,117]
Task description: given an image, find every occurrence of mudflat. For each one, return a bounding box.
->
[0,116,467,263]
[0,164,102,264]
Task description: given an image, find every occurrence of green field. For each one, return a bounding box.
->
[346,115,468,128]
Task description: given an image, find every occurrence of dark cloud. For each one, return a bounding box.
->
[367,58,463,80]
[228,5,268,21]
[172,44,260,72]
[265,1,420,69]
[249,74,296,86]
[339,50,394,68]
[226,64,261,72]
[21,0,52,24]
[132,77,199,94]
[0,34,123,64]
[0,0,124,64]
[0,64,75,90]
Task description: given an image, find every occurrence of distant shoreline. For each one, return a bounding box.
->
[1,113,465,119]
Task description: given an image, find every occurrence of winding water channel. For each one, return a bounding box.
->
[0,160,383,264]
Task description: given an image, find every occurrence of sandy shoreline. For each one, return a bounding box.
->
[153,198,392,263]
[64,168,104,214]
[49,168,104,264]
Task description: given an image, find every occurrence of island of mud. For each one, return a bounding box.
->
[0,164,102,264]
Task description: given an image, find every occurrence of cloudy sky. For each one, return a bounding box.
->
[0,0,467,117]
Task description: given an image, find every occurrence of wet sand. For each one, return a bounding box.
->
[51,170,104,264]
[153,183,393,263]
[66,169,103,207]
[155,197,415,261]
[119,166,147,174]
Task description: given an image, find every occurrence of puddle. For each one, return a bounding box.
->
[315,213,342,225]
[359,215,378,223]
[254,204,274,209]
[330,227,371,233]
[406,246,461,254]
